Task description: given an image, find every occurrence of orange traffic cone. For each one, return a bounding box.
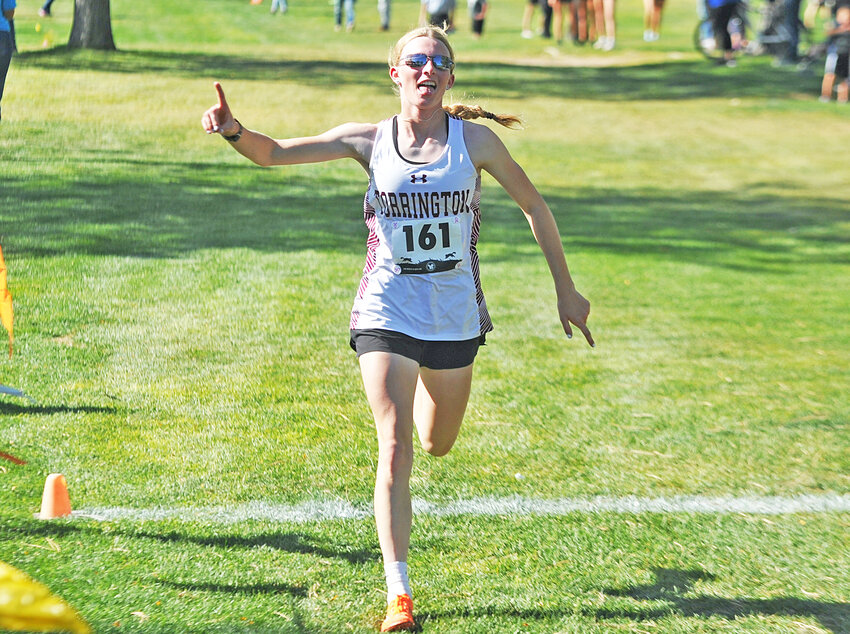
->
[37,474,72,519]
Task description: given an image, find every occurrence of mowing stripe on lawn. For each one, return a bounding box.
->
[74,494,850,523]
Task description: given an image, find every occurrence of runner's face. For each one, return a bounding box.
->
[391,37,455,106]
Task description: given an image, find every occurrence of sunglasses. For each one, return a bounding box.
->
[399,54,455,72]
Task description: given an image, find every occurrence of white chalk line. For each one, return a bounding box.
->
[75,494,850,524]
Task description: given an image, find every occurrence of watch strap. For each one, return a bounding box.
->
[223,120,243,142]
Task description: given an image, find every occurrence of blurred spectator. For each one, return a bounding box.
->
[779,0,804,63]
[709,0,743,65]
[378,0,391,30]
[270,0,288,14]
[522,0,553,38]
[335,0,356,31]
[697,0,715,51]
[0,0,13,122]
[421,0,456,29]
[643,0,665,40]
[38,0,54,17]
[592,0,616,49]
[469,0,487,37]
[549,0,576,43]
[820,2,850,100]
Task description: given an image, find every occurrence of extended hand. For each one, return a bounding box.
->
[201,82,237,136]
[558,288,594,347]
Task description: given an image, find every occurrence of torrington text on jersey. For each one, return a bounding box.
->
[374,189,474,219]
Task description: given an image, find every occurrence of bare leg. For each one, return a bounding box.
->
[359,352,421,565]
[413,364,474,457]
[593,0,605,40]
[522,2,535,32]
[604,0,616,40]
[837,79,849,103]
[820,73,835,100]
[643,0,653,30]
[651,0,664,33]
[552,3,565,41]
[575,0,588,41]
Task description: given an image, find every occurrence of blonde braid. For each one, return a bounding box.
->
[443,104,523,129]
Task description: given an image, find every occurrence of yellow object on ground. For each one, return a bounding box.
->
[0,244,13,358]
[0,560,91,633]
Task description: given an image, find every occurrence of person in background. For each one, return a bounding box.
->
[522,0,553,38]
[820,3,850,101]
[469,0,488,37]
[779,0,805,63]
[420,0,456,29]
[697,0,715,52]
[378,0,391,30]
[592,0,616,49]
[522,0,540,37]
[38,0,54,17]
[0,0,14,123]
[708,0,743,65]
[549,0,575,44]
[201,24,593,632]
[270,0,288,14]
[643,0,665,40]
[577,0,595,43]
[335,0,356,31]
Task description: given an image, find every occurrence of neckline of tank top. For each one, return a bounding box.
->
[390,114,453,166]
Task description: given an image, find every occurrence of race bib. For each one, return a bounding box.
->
[390,218,463,275]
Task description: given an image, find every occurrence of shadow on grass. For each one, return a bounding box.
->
[4,155,847,273]
[418,568,849,632]
[155,578,308,598]
[599,568,850,633]
[15,47,822,101]
[2,517,376,566]
[3,159,367,258]
[130,527,376,565]
[0,402,117,415]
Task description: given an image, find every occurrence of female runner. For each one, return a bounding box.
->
[202,25,593,631]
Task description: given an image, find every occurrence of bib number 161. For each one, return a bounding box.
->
[401,222,452,252]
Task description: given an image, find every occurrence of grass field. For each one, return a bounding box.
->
[1,0,849,631]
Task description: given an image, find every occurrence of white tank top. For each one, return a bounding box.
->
[350,114,493,341]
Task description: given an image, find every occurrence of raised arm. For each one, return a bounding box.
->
[468,123,594,346]
[201,82,375,169]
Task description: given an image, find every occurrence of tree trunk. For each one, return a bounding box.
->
[68,0,116,50]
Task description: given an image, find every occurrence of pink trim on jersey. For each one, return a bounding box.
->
[468,174,493,335]
[350,190,379,330]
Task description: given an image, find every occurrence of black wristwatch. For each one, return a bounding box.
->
[223,120,244,142]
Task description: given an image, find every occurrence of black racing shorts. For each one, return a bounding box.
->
[824,46,849,79]
[350,328,485,370]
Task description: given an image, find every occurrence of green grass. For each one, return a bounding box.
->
[1,0,849,631]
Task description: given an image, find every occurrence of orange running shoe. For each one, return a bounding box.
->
[380,593,414,632]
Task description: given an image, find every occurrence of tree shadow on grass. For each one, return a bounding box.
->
[418,568,849,632]
[128,526,377,565]
[0,402,117,415]
[15,47,821,102]
[4,156,848,273]
[485,185,850,273]
[3,160,367,259]
[1,517,376,565]
[154,578,308,598]
[599,568,850,633]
